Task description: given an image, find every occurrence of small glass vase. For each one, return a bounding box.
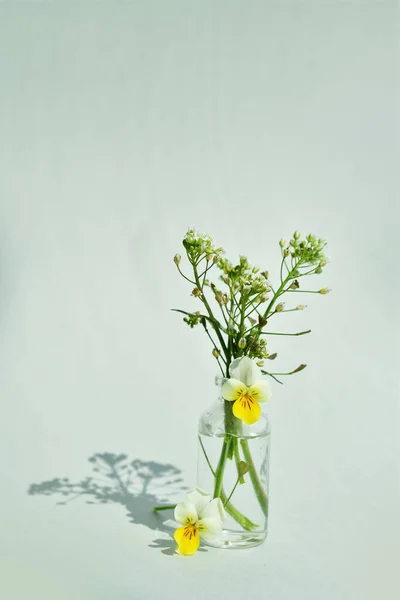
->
[197,376,271,549]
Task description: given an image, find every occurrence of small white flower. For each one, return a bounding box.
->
[173,487,226,555]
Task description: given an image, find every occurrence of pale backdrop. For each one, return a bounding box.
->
[0,2,398,599]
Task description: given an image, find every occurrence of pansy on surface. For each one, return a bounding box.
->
[222,356,272,425]
[174,487,226,555]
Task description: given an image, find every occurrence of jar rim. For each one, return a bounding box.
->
[215,374,228,387]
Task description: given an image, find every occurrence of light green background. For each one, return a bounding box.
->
[0,2,398,599]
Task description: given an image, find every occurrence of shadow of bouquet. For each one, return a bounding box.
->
[28,452,186,532]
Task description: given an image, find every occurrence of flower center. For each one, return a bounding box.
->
[183,524,197,540]
[239,392,255,408]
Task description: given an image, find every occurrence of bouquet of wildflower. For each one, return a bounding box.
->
[156,229,329,555]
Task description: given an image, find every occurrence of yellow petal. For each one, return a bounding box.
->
[232,396,261,425]
[221,378,246,401]
[174,525,200,556]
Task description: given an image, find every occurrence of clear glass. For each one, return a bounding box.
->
[197,377,271,549]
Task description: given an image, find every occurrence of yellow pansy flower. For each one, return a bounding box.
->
[173,487,226,555]
[222,356,272,425]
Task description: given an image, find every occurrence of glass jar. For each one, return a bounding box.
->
[197,376,271,549]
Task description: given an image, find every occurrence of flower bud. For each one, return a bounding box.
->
[279,239,286,248]
[206,254,213,262]
[258,314,268,327]
[238,338,246,349]
[173,254,182,265]
[256,360,264,367]
[213,255,219,264]
[289,280,299,290]
[212,348,220,358]
[296,304,306,310]
[276,303,285,312]
[192,287,202,297]
[293,230,300,240]
[260,271,269,279]
[319,287,331,295]
[215,294,223,304]
[283,248,290,257]
[315,267,323,274]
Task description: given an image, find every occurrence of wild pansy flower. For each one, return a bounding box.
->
[173,487,226,555]
[222,356,272,425]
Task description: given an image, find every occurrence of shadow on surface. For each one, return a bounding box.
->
[28,452,187,534]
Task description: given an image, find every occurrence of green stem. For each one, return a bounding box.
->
[192,266,229,357]
[238,295,246,355]
[233,438,245,484]
[243,294,266,320]
[213,435,231,499]
[220,490,258,530]
[201,321,227,373]
[224,477,241,507]
[240,439,268,515]
[176,264,196,285]
[153,504,176,512]
[198,436,258,530]
[280,255,286,283]
[263,260,302,321]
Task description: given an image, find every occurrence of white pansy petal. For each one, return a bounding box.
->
[174,501,198,526]
[201,497,227,522]
[229,356,262,386]
[221,378,245,401]
[249,380,272,403]
[197,517,222,541]
[185,487,211,518]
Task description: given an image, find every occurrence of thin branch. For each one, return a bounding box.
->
[286,290,320,294]
[263,364,307,377]
[175,264,196,284]
[224,477,241,507]
[280,256,288,283]
[201,322,226,372]
[198,435,216,477]
[260,329,311,337]
[262,371,284,385]
[153,504,176,512]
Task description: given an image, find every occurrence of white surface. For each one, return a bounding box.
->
[0,2,399,599]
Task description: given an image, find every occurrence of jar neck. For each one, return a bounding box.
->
[215,375,228,402]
